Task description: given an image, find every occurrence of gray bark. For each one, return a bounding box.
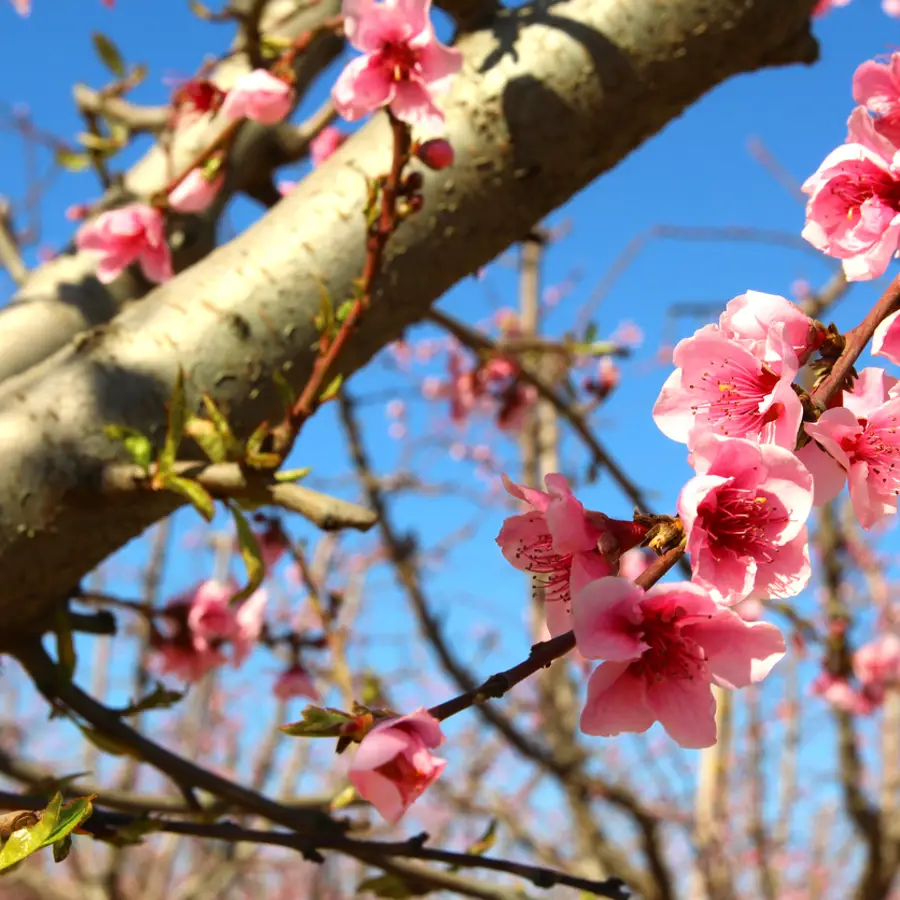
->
[0,0,819,631]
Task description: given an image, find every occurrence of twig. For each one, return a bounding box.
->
[73,85,169,135]
[94,461,376,531]
[0,199,27,285]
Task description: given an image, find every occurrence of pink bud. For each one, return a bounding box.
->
[309,126,347,167]
[220,69,293,125]
[415,139,454,171]
[168,168,224,214]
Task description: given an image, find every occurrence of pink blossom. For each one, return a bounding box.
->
[171,79,226,123]
[573,578,785,748]
[187,579,240,645]
[277,180,297,196]
[154,639,226,683]
[231,589,268,665]
[735,598,764,622]
[496,473,644,635]
[618,548,654,583]
[873,309,900,365]
[812,0,852,13]
[718,290,821,371]
[652,324,803,449]
[309,126,347,166]
[168,168,224,213]
[679,433,813,605]
[802,108,900,281]
[810,672,875,715]
[349,708,446,823]
[10,0,29,14]
[853,53,900,145]
[804,368,900,528]
[414,138,454,170]
[220,69,293,125]
[75,203,172,284]
[273,665,320,702]
[333,0,462,131]
[854,632,900,692]
[885,0,900,14]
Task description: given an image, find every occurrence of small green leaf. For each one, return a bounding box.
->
[43,797,93,848]
[95,816,162,847]
[55,147,92,172]
[335,299,356,324]
[583,322,598,344]
[184,417,228,464]
[466,819,497,857]
[77,132,123,153]
[77,725,137,759]
[314,281,336,337]
[280,706,356,738]
[54,608,77,683]
[273,467,311,483]
[272,371,295,411]
[118,681,186,717]
[104,424,154,471]
[228,504,264,604]
[161,474,216,522]
[158,369,188,474]
[91,32,126,78]
[358,874,432,898]
[329,784,357,811]
[245,422,281,470]
[52,834,72,864]
[320,374,343,403]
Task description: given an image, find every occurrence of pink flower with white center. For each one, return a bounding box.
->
[168,167,224,214]
[573,578,785,748]
[349,708,446,823]
[873,309,900,365]
[273,664,320,702]
[802,108,900,281]
[309,126,347,167]
[679,434,813,605]
[804,368,900,528]
[220,69,293,125]
[75,203,172,284]
[332,0,462,131]
[718,291,822,372]
[854,632,900,695]
[853,53,900,145]
[496,473,645,635]
[652,324,803,449]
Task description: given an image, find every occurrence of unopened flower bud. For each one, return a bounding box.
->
[403,172,424,194]
[415,139,454,171]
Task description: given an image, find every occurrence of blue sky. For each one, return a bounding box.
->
[0,0,897,881]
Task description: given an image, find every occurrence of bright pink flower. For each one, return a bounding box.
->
[333,0,462,131]
[804,368,900,528]
[220,69,293,125]
[802,108,900,281]
[853,53,900,145]
[273,664,320,701]
[309,126,347,166]
[679,433,813,605]
[75,203,172,284]
[652,324,803,449]
[854,632,900,693]
[168,168,224,213]
[873,309,900,365]
[349,708,446,823]
[718,290,821,371]
[573,578,785,748]
[496,473,643,635]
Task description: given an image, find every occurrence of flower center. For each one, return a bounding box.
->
[381,41,419,82]
[842,421,900,496]
[700,486,783,561]
[687,360,781,438]
[631,607,706,682]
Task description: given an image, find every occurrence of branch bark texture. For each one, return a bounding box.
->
[0,0,818,631]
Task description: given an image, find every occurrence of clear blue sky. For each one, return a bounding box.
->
[0,0,896,873]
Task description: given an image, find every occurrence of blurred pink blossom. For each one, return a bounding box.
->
[221,69,293,125]
[309,126,347,166]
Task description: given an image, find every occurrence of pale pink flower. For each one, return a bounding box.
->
[75,203,172,284]
[333,0,462,131]
[496,473,643,635]
[853,53,900,145]
[220,69,293,125]
[277,180,297,196]
[10,0,29,14]
[718,290,821,371]
[309,126,347,166]
[652,324,803,449]
[154,641,226,683]
[573,578,785,748]
[854,632,900,691]
[187,579,239,645]
[231,589,268,665]
[810,672,875,715]
[885,0,900,15]
[804,368,900,528]
[273,665,320,702]
[802,108,900,281]
[679,433,813,605]
[349,708,446,823]
[168,168,224,213]
[873,309,900,365]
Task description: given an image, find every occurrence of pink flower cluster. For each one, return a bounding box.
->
[803,54,900,280]
[813,633,900,715]
[151,580,267,683]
